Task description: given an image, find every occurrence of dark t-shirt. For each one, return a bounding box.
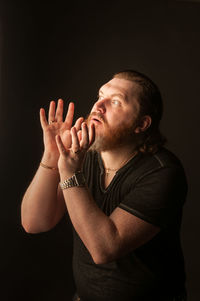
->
[72,148,187,301]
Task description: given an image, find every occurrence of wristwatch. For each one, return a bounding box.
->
[59,171,86,190]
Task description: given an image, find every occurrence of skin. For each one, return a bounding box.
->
[21,78,159,264]
[87,78,152,186]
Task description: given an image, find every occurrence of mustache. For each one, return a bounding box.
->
[88,112,106,123]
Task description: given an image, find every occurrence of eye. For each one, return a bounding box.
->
[98,95,104,101]
[112,99,120,105]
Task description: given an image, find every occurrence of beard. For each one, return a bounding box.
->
[85,112,140,152]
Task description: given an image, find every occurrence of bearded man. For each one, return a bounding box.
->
[21,70,187,301]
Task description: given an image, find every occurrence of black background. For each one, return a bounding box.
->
[0,0,200,300]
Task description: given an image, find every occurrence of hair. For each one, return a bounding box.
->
[113,70,167,154]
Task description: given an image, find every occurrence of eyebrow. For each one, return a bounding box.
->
[98,90,128,102]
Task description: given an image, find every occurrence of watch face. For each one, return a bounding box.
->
[75,172,86,186]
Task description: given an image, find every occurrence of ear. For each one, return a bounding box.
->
[134,115,152,133]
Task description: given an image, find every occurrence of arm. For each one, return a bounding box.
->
[59,183,160,264]
[21,157,66,233]
[55,124,160,264]
[21,100,83,233]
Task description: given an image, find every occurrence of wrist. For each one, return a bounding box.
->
[59,164,83,181]
[42,151,59,167]
[60,171,86,190]
[40,162,59,172]
[58,160,83,180]
[59,170,78,182]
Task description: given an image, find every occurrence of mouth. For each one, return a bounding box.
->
[87,112,105,127]
[91,117,101,122]
[91,119,102,127]
[90,116,103,124]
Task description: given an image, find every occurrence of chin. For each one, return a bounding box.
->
[89,136,105,152]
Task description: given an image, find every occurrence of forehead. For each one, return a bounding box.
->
[99,78,140,102]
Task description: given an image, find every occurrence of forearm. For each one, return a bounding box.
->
[21,154,61,233]
[54,122,120,263]
[60,173,119,264]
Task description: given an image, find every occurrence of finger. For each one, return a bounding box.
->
[64,102,74,127]
[80,123,89,149]
[48,101,56,123]
[55,135,67,156]
[71,127,80,153]
[89,123,95,145]
[40,108,48,129]
[55,99,64,122]
[74,117,84,131]
[77,130,82,142]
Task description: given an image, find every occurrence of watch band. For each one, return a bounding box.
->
[59,171,86,190]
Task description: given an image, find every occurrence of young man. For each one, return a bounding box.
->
[21,70,187,301]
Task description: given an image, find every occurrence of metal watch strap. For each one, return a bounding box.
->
[59,171,86,190]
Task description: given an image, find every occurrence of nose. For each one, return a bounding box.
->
[93,98,106,114]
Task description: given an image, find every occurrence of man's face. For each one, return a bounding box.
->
[86,77,141,151]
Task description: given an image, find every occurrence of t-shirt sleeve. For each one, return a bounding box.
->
[118,166,187,229]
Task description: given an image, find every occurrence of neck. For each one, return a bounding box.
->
[100,144,138,171]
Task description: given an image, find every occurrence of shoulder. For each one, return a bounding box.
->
[133,147,186,180]
[123,147,188,202]
[119,148,187,229]
[132,148,188,207]
[152,147,184,169]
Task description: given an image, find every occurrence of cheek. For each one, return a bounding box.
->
[109,111,134,127]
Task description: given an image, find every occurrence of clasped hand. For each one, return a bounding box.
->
[40,99,95,178]
[56,121,95,177]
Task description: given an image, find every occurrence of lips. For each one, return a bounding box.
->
[90,112,104,123]
[91,117,101,123]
